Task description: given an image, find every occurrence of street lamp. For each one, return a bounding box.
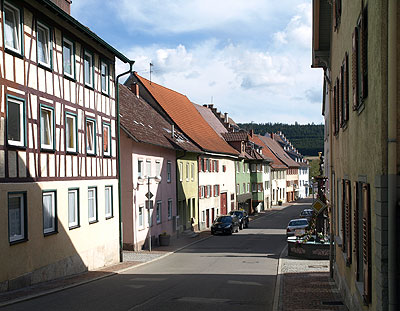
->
[138,175,162,252]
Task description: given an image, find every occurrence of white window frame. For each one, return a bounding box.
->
[252,183,257,193]
[179,162,183,181]
[37,21,51,68]
[84,50,93,87]
[236,184,240,194]
[156,160,161,178]
[65,112,77,153]
[167,161,171,182]
[186,163,189,181]
[138,159,143,178]
[101,60,109,94]
[4,1,22,54]
[215,185,219,197]
[156,201,162,224]
[207,185,211,198]
[105,186,113,219]
[40,105,54,150]
[6,96,25,147]
[201,186,205,198]
[191,163,194,181]
[146,159,151,177]
[88,187,97,223]
[251,164,256,172]
[103,123,111,157]
[138,205,144,228]
[168,199,172,220]
[63,37,74,78]
[86,118,96,155]
[8,192,26,243]
[247,183,250,193]
[68,189,79,228]
[43,191,57,234]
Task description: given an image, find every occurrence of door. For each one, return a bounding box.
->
[211,208,215,223]
[206,209,210,228]
[220,192,227,214]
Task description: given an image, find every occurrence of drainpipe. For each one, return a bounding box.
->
[116,61,135,262]
[388,1,397,309]
[176,150,187,237]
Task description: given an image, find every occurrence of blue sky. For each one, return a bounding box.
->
[71,0,324,124]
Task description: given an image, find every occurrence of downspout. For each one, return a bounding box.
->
[176,150,187,236]
[116,61,135,262]
[388,1,397,309]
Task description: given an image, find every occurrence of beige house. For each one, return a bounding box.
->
[0,0,130,291]
[312,1,400,310]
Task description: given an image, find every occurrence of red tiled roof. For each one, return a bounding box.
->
[134,73,239,156]
[222,131,249,142]
[119,84,201,153]
[258,135,299,168]
[255,135,288,169]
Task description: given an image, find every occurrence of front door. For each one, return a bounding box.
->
[220,192,227,214]
[211,208,215,223]
[206,209,210,228]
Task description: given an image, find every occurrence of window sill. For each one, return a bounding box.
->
[9,237,28,245]
[64,74,76,82]
[41,147,56,153]
[69,225,80,230]
[44,230,58,237]
[105,215,113,220]
[7,143,26,150]
[38,63,53,72]
[66,151,79,156]
[85,84,94,91]
[89,220,98,224]
[103,154,112,158]
[86,152,97,157]
[101,91,110,97]
[5,48,24,59]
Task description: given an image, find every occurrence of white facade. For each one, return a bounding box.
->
[271,169,287,205]
[262,163,271,209]
[298,166,310,198]
[198,155,236,230]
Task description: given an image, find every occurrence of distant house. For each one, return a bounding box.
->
[119,84,200,250]
[126,73,238,231]
[0,0,130,291]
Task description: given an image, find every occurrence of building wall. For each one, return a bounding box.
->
[298,167,310,198]
[271,169,287,205]
[235,159,251,210]
[121,133,177,250]
[263,164,271,208]
[286,168,298,201]
[0,2,119,290]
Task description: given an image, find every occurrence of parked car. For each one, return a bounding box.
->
[299,208,314,221]
[211,215,240,235]
[286,218,309,237]
[229,210,249,229]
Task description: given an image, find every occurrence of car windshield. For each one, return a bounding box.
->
[216,216,232,223]
[301,211,312,216]
[230,211,242,217]
[289,220,308,226]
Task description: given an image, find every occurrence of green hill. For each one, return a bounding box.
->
[237,122,324,156]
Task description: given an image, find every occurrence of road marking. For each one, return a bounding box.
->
[176,297,230,304]
[127,284,145,289]
[227,280,262,286]
[130,277,166,282]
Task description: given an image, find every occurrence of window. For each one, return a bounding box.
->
[8,192,26,243]
[138,205,144,228]
[146,200,153,227]
[207,185,211,198]
[156,161,161,177]
[191,163,194,181]
[43,191,57,235]
[86,118,96,155]
[40,105,54,150]
[186,163,189,181]
[138,159,143,178]
[214,160,219,172]
[236,162,239,173]
[4,1,22,54]
[65,113,77,153]
[68,189,79,228]
[257,164,261,172]
[200,186,205,198]
[105,186,113,218]
[156,201,161,224]
[251,164,256,172]
[7,96,25,147]
[214,185,220,197]
[243,162,245,173]
[37,22,51,68]
[88,187,97,223]
[63,37,74,78]
[168,199,172,220]
[236,184,240,194]
[179,162,183,181]
[252,183,257,193]
[247,183,250,193]
[146,160,151,177]
[243,183,245,193]
[258,183,263,192]
[167,161,171,182]
[84,50,93,87]
[101,61,109,94]
[103,123,111,157]
[206,159,210,172]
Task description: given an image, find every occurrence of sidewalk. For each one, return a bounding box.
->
[276,247,348,311]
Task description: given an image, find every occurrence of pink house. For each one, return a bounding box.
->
[119,84,199,250]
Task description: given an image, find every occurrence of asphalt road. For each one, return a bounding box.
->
[4,201,310,311]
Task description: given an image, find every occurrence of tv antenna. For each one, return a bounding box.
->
[149,62,153,84]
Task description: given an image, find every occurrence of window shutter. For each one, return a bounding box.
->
[202,159,206,172]
[362,183,371,304]
[352,27,359,110]
[198,158,201,172]
[344,53,349,122]
[212,160,214,172]
[216,160,219,172]
[360,6,368,100]
[339,68,343,127]
[345,180,352,265]
[353,181,359,278]
[341,179,346,251]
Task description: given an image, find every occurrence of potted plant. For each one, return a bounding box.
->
[278,200,282,206]
[159,232,171,246]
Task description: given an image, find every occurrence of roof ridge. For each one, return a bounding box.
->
[135,73,189,99]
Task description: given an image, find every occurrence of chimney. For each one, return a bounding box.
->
[250,129,254,137]
[271,133,274,139]
[224,112,228,123]
[50,0,71,14]
[208,104,214,109]
[130,82,139,98]
[171,124,175,139]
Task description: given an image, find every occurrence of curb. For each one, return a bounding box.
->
[272,244,287,311]
[0,235,213,308]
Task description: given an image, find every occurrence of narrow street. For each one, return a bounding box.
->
[3,202,309,311]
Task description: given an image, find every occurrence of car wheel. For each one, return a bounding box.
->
[245,222,249,228]
[236,226,239,233]
[229,228,233,235]
[239,223,243,230]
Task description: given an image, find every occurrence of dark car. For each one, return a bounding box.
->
[299,208,314,222]
[211,215,240,235]
[286,218,309,237]
[229,210,249,229]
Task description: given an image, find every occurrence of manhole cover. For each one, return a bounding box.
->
[322,301,344,306]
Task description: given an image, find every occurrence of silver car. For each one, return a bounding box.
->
[286,218,309,237]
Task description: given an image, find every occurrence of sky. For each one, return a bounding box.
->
[71,0,324,124]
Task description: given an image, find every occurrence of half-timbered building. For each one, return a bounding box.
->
[0,0,130,291]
